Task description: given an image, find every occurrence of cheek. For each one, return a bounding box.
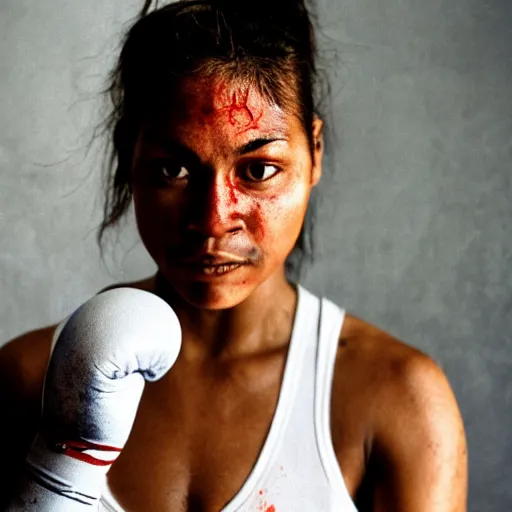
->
[132,189,181,246]
[248,182,310,251]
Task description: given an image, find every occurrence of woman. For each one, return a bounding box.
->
[0,0,467,510]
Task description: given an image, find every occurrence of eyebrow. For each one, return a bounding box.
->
[144,135,287,159]
[147,138,201,164]
[235,137,287,155]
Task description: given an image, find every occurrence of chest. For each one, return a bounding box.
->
[105,353,366,511]
[107,356,287,511]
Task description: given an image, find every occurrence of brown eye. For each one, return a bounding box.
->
[244,163,280,182]
[160,163,189,180]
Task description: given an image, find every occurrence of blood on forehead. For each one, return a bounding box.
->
[162,76,290,143]
[210,82,264,135]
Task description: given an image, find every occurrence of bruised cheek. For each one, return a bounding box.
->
[248,184,309,252]
[245,201,266,242]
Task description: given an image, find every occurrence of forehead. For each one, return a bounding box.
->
[141,76,303,148]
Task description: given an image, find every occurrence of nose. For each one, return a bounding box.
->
[187,174,244,239]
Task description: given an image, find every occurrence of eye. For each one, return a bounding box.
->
[244,163,280,182]
[155,161,189,180]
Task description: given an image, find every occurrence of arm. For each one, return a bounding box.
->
[371,352,467,511]
[0,327,55,508]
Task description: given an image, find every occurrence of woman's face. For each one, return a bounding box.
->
[131,76,323,309]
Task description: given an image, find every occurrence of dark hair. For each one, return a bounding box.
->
[98,0,326,280]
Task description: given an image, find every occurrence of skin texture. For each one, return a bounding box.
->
[0,77,467,511]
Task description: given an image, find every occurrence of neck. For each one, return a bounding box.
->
[153,269,298,361]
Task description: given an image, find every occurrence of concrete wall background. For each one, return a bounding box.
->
[1,1,511,510]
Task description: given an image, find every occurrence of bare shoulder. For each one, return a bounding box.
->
[334,314,462,421]
[0,325,57,405]
[333,314,467,510]
[335,314,443,394]
[331,313,453,449]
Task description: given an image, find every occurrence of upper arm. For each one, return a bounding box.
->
[0,327,55,507]
[371,352,468,512]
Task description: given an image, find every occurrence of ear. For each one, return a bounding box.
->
[311,116,324,186]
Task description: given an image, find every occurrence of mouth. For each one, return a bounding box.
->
[176,257,250,277]
[199,262,247,276]
[168,245,260,279]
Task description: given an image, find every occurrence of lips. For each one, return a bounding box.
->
[200,262,246,275]
[167,240,261,266]
[180,258,249,277]
[167,244,260,279]
[179,252,248,266]
[202,250,248,264]
[173,248,250,268]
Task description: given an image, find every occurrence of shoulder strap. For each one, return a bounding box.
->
[314,298,352,500]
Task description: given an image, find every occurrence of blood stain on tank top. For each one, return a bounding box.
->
[256,496,276,512]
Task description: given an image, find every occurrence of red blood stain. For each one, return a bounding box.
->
[226,178,238,204]
[253,203,265,238]
[256,493,275,512]
[213,82,263,135]
[227,90,263,134]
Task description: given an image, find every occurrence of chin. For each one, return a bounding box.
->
[174,281,255,310]
[156,263,258,310]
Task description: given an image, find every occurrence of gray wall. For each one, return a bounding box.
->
[1,1,510,510]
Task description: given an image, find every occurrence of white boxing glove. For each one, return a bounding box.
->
[7,288,181,511]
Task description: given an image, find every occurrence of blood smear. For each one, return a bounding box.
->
[257,499,276,512]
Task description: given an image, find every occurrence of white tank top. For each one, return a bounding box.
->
[99,285,358,511]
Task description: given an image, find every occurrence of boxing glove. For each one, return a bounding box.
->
[7,288,182,511]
